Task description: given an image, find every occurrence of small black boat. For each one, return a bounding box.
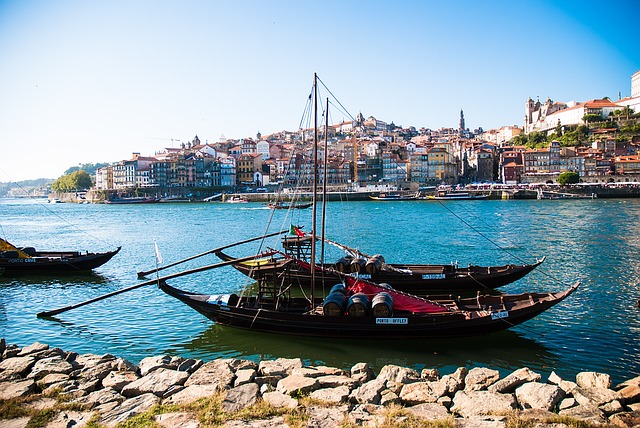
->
[0,238,120,274]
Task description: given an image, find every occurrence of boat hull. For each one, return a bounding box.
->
[159,281,578,338]
[0,248,121,274]
[215,250,544,294]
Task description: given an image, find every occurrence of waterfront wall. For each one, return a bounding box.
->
[1,340,639,427]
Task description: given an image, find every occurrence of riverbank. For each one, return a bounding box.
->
[1,340,639,428]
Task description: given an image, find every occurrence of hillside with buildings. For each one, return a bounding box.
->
[87,71,640,192]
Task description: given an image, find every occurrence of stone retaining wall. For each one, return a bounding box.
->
[1,339,639,427]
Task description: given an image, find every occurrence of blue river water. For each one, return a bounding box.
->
[1,197,639,385]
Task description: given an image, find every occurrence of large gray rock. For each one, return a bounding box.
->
[163,384,218,406]
[27,356,73,379]
[138,355,185,376]
[36,373,70,390]
[233,368,256,387]
[515,382,564,410]
[258,358,303,377]
[121,367,189,398]
[558,404,607,424]
[488,367,541,393]
[573,386,621,409]
[377,364,421,385]
[222,382,259,413]
[276,375,319,396]
[43,411,93,428]
[316,375,357,390]
[450,390,517,417]
[464,367,500,391]
[99,393,160,427]
[102,370,139,392]
[350,362,374,384]
[405,402,450,419]
[310,386,350,404]
[399,380,447,405]
[307,404,350,428]
[74,387,123,409]
[615,375,640,404]
[291,366,344,378]
[547,370,578,396]
[576,371,611,389]
[350,378,386,404]
[154,412,200,428]
[262,391,298,409]
[17,342,49,356]
[0,378,35,400]
[0,355,36,376]
[185,360,234,389]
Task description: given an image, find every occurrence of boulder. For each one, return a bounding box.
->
[0,378,35,400]
[74,387,123,408]
[307,404,351,428]
[185,360,234,389]
[377,364,420,385]
[121,367,189,398]
[17,342,49,356]
[43,411,93,428]
[27,356,73,379]
[222,382,259,413]
[163,384,218,406]
[99,393,160,427]
[177,358,202,373]
[138,355,185,376]
[36,373,70,390]
[276,375,319,396]
[258,358,303,377]
[615,375,640,404]
[0,355,36,376]
[154,412,200,428]
[558,404,607,424]
[310,385,350,404]
[488,367,541,393]
[102,370,139,392]
[464,367,500,391]
[576,371,612,389]
[315,375,358,390]
[262,390,298,409]
[547,370,578,395]
[405,402,450,419]
[233,368,256,387]
[573,386,621,409]
[515,382,564,411]
[350,378,386,404]
[421,368,441,381]
[399,380,447,405]
[350,362,374,384]
[450,390,517,417]
[291,366,344,378]
[379,389,400,406]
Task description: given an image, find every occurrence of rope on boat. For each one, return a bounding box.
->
[433,199,572,288]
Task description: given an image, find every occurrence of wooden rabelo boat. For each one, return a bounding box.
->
[158,268,578,338]
[0,238,120,274]
[214,233,545,294]
[158,73,577,339]
[267,201,313,210]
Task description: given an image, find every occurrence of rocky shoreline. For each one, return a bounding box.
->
[1,340,639,428]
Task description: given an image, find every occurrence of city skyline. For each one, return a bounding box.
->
[1,0,638,181]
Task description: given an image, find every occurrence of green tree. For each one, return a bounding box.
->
[557,171,579,185]
[51,170,93,191]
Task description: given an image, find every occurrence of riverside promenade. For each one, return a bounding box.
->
[1,340,639,427]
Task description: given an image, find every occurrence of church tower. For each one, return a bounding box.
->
[459,109,465,132]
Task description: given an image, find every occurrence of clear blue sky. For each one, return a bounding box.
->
[1,0,638,181]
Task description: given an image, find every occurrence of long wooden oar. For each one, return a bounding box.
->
[137,229,288,278]
[37,253,268,318]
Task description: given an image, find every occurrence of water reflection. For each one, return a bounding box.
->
[175,323,559,378]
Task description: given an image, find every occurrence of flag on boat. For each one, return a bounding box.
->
[290,225,305,237]
[154,241,163,264]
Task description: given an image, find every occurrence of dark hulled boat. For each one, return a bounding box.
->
[0,238,120,274]
[159,276,578,338]
[214,235,545,294]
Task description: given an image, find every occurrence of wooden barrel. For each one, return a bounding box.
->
[347,293,370,317]
[365,254,385,274]
[334,257,352,273]
[349,258,366,273]
[371,292,394,317]
[329,283,347,295]
[323,292,347,316]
